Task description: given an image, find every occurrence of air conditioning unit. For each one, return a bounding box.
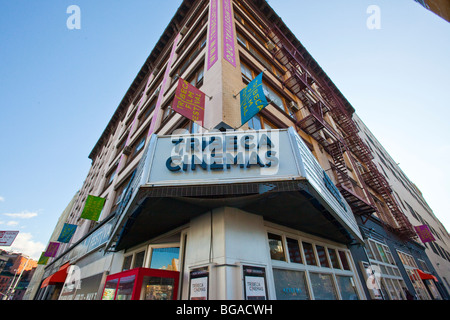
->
[266,41,276,51]
[290,101,300,111]
[180,25,189,36]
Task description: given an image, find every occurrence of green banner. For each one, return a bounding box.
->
[80,195,106,221]
[37,252,49,265]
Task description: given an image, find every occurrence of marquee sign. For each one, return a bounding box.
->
[148,129,287,186]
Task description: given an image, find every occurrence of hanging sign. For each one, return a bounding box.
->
[37,252,49,265]
[57,223,78,243]
[0,231,19,246]
[222,0,236,67]
[172,78,206,126]
[414,225,435,243]
[44,241,61,257]
[80,195,106,221]
[240,72,269,126]
[207,0,219,70]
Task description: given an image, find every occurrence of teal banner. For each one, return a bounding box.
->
[240,72,269,126]
[57,223,78,243]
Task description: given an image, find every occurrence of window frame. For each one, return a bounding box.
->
[266,228,361,300]
[145,243,181,272]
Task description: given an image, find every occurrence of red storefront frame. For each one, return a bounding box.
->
[101,267,180,300]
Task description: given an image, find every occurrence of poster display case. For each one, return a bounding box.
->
[101,267,179,300]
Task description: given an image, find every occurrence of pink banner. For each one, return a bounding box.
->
[414,225,436,243]
[207,0,218,70]
[172,78,206,125]
[222,0,236,67]
[148,33,182,136]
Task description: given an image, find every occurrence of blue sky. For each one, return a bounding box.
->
[0,0,449,260]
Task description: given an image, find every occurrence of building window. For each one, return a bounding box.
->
[122,255,132,271]
[310,273,338,300]
[338,251,351,271]
[397,250,431,300]
[103,164,117,192]
[138,98,157,127]
[247,116,261,130]
[302,242,317,266]
[173,120,199,134]
[240,61,296,120]
[241,62,253,83]
[177,32,207,77]
[237,31,273,73]
[268,233,285,261]
[272,269,310,300]
[133,251,146,269]
[149,247,180,271]
[286,238,302,264]
[122,249,147,272]
[161,98,175,124]
[316,245,330,268]
[328,248,341,269]
[187,64,204,88]
[336,276,359,300]
[234,10,266,46]
[363,238,406,300]
[267,231,361,300]
[134,136,146,156]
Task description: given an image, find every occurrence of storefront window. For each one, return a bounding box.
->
[268,233,285,261]
[133,251,146,269]
[316,245,330,268]
[273,269,310,300]
[141,276,175,300]
[328,248,340,269]
[302,242,317,266]
[150,247,180,271]
[122,255,132,271]
[383,278,400,300]
[376,243,389,263]
[286,238,302,264]
[336,276,359,300]
[310,273,338,300]
[338,251,350,271]
[116,275,135,300]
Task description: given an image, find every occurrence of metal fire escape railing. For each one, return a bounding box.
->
[264,25,416,240]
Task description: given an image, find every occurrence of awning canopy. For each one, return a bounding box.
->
[110,180,362,251]
[416,269,438,282]
[41,263,70,288]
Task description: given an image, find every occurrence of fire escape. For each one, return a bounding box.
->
[264,25,416,240]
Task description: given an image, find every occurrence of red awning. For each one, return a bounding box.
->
[41,263,71,288]
[416,269,438,282]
